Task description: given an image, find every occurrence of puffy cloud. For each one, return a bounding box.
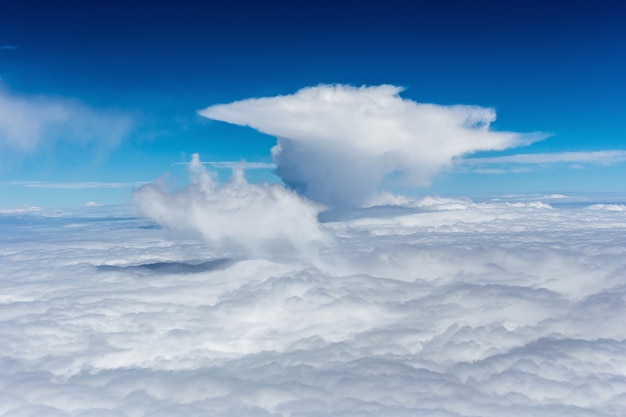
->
[199,84,543,207]
[0,87,133,153]
[2,195,626,416]
[133,153,331,259]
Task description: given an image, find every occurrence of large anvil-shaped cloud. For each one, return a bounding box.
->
[199,84,543,207]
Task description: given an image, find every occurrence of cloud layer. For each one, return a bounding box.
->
[199,84,542,207]
[134,154,331,259]
[2,195,626,416]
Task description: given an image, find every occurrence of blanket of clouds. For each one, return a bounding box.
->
[2,191,626,416]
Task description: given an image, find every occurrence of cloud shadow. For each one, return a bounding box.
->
[97,258,236,274]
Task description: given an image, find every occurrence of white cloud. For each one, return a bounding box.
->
[4,181,147,189]
[2,195,626,416]
[134,153,332,259]
[199,84,544,207]
[459,150,626,171]
[0,87,134,153]
[174,161,277,170]
[0,205,41,214]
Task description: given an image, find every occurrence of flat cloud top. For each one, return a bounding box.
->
[200,85,544,206]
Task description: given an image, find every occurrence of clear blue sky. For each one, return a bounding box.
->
[1,0,625,207]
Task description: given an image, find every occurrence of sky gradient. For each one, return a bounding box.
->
[1,0,625,207]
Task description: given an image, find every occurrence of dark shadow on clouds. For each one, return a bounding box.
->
[97,258,236,275]
[318,205,426,222]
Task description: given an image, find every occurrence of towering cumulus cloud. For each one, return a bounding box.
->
[199,84,541,207]
[134,154,330,258]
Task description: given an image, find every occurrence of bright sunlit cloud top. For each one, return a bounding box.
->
[200,84,546,207]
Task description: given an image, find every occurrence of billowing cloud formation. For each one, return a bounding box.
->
[0,87,133,153]
[134,153,330,258]
[199,84,542,207]
[2,196,626,416]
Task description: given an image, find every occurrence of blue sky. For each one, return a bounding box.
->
[1,0,625,207]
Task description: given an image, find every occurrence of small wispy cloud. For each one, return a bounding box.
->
[0,87,134,154]
[463,150,626,165]
[0,45,17,50]
[4,181,147,189]
[471,167,534,174]
[456,150,626,173]
[174,161,276,170]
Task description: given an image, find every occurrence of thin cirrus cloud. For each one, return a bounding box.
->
[199,84,546,207]
[0,87,134,154]
[5,180,148,189]
[173,161,277,170]
[460,150,626,166]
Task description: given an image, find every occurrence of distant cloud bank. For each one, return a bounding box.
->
[200,84,545,207]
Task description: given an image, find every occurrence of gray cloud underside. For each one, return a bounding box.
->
[2,198,626,416]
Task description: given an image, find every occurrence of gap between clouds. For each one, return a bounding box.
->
[199,84,546,207]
